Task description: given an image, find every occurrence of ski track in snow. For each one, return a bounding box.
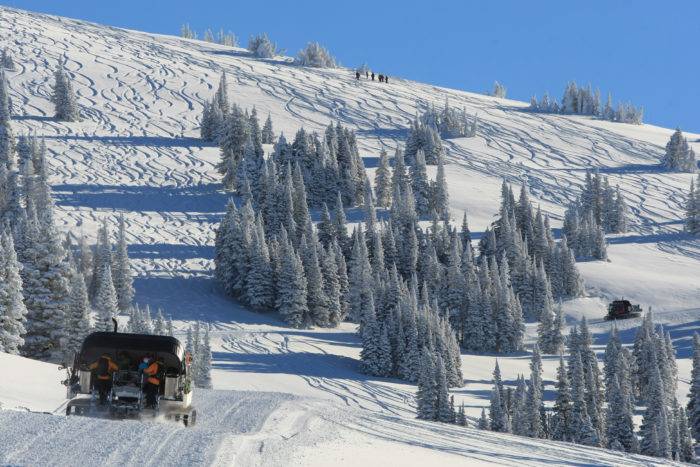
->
[0,6,698,466]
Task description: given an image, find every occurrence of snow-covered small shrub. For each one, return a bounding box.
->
[248,33,278,59]
[295,42,337,68]
[492,81,507,98]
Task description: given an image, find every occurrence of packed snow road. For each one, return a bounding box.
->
[0,389,295,466]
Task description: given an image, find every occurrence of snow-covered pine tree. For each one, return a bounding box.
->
[0,68,12,125]
[478,408,490,430]
[569,351,600,446]
[551,356,573,442]
[456,403,467,426]
[434,354,453,423]
[374,148,392,208]
[416,349,437,420]
[261,113,274,144]
[21,201,73,360]
[196,324,213,389]
[0,231,27,354]
[677,407,695,462]
[300,233,329,327]
[489,377,510,432]
[219,104,249,190]
[51,61,80,122]
[153,309,166,336]
[687,332,700,442]
[0,69,15,171]
[410,149,431,217]
[320,245,343,326]
[489,361,510,432]
[93,264,118,332]
[275,234,309,328]
[213,72,229,117]
[89,221,112,301]
[1,48,15,71]
[432,151,449,222]
[63,270,91,362]
[348,227,374,325]
[112,214,134,311]
[527,345,544,438]
[166,315,174,336]
[605,374,636,453]
[639,358,671,458]
[246,215,274,310]
[511,375,529,436]
[662,129,696,173]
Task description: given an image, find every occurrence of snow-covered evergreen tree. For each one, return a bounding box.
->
[261,113,274,144]
[21,201,73,360]
[478,408,489,430]
[1,48,15,71]
[410,149,431,217]
[687,332,700,442]
[63,270,91,360]
[416,349,437,420]
[0,231,27,354]
[51,61,80,122]
[489,361,510,432]
[639,359,671,458]
[569,352,599,446]
[149,309,164,335]
[276,236,309,328]
[432,151,449,221]
[0,70,15,172]
[374,148,392,208]
[93,264,118,332]
[686,175,700,234]
[112,214,134,311]
[551,356,573,442]
[196,324,213,389]
[605,375,636,453]
[662,129,696,173]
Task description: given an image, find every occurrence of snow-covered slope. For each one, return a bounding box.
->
[0,353,681,466]
[0,6,698,466]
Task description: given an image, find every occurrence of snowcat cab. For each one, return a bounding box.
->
[64,330,196,426]
[605,299,642,320]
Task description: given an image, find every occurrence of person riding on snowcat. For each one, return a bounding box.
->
[605,299,642,320]
[63,323,196,426]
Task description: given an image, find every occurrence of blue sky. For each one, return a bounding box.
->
[5,0,699,131]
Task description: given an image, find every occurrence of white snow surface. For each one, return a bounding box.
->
[0,6,698,466]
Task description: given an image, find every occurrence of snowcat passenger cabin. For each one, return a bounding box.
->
[65,331,196,426]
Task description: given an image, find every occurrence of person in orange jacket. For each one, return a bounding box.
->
[143,357,163,409]
[89,353,118,405]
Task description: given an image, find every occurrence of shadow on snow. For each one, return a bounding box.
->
[54,183,228,215]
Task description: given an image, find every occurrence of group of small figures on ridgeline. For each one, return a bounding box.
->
[355,69,389,83]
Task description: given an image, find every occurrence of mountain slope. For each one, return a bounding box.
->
[0,5,698,466]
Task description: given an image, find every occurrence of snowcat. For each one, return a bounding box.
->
[63,324,197,427]
[605,299,642,320]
